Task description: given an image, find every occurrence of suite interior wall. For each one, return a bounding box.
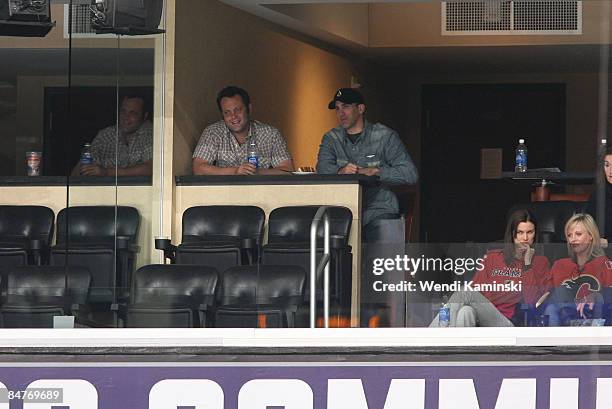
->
[363,64,608,236]
[172,0,357,176]
[364,69,603,173]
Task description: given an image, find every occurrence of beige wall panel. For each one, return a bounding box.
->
[369,2,609,48]
[173,0,356,176]
[0,187,66,215]
[151,0,176,261]
[266,3,370,46]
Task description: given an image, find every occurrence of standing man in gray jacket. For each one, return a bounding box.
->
[316,88,418,242]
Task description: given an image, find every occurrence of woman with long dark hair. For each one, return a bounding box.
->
[585,145,612,242]
[430,209,550,327]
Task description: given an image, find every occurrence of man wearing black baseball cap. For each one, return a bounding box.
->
[327,87,365,109]
[317,87,418,241]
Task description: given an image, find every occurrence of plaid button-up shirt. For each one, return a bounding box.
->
[193,120,292,168]
[90,121,153,168]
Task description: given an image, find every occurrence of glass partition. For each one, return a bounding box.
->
[64,2,160,328]
[0,0,163,329]
[2,0,612,333]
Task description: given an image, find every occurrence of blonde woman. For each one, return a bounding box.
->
[544,213,612,326]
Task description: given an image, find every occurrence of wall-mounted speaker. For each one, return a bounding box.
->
[7,0,50,22]
[90,0,165,35]
[0,0,54,37]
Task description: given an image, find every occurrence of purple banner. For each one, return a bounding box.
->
[0,363,611,408]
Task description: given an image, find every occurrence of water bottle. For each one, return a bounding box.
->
[80,143,93,165]
[515,139,527,172]
[247,139,258,168]
[439,296,450,327]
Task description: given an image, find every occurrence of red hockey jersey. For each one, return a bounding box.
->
[473,249,550,318]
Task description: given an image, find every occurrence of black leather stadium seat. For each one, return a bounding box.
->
[215,265,305,328]
[50,206,140,305]
[0,205,54,267]
[0,265,90,328]
[175,205,265,271]
[508,201,585,243]
[121,264,218,328]
[261,206,352,308]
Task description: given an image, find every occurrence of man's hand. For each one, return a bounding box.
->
[358,167,380,176]
[235,162,257,175]
[79,164,106,176]
[601,238,609,248]
[338,163,358,174]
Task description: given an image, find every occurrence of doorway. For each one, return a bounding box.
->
[420,83,566,242]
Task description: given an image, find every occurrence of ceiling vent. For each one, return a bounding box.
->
[64,4,101,38]
[442,1,582,35]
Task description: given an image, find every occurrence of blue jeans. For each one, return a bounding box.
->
[543,286,603,326]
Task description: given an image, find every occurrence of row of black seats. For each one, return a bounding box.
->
[0,205,139,305]
[0,204,353,311]
[0,264,306,328]
[162,205,353,308]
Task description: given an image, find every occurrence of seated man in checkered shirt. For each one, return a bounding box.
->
[71,95,153,177]
[192,86,294,175]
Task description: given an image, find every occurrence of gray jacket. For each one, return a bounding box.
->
[316,120,418,226]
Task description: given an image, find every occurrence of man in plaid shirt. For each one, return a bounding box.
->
[72,95,153,177]
[192,86,294,175]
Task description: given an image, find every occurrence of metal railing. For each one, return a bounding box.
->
[310,206,332,328]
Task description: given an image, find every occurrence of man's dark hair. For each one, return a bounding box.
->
[503,209,538,265]
[216,86,251,113]
[121,93,152,118]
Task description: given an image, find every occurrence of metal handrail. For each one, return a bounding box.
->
[310,206,331,328]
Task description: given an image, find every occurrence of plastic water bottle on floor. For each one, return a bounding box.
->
[515,139,527,172]
[439,296,450,327]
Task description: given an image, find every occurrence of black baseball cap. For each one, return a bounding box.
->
[327,88,365,109]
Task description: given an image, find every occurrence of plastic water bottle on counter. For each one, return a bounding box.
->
[439,295,450,327]
[80,143,93,165]
[247,139,258,168]
[515,139,527,172]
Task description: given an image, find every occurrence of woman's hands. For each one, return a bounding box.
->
[576,293,597,318]
[515,243,534,266]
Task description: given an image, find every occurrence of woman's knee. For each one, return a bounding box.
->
[456,305,477,327]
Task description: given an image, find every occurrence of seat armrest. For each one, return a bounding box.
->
[330,235,347,250]
[241,238,258,265]
[28,238,43,265]
[241,238,255,250]
[198,303,213,328]
[71,302,91,321]
[154,238,177,263]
